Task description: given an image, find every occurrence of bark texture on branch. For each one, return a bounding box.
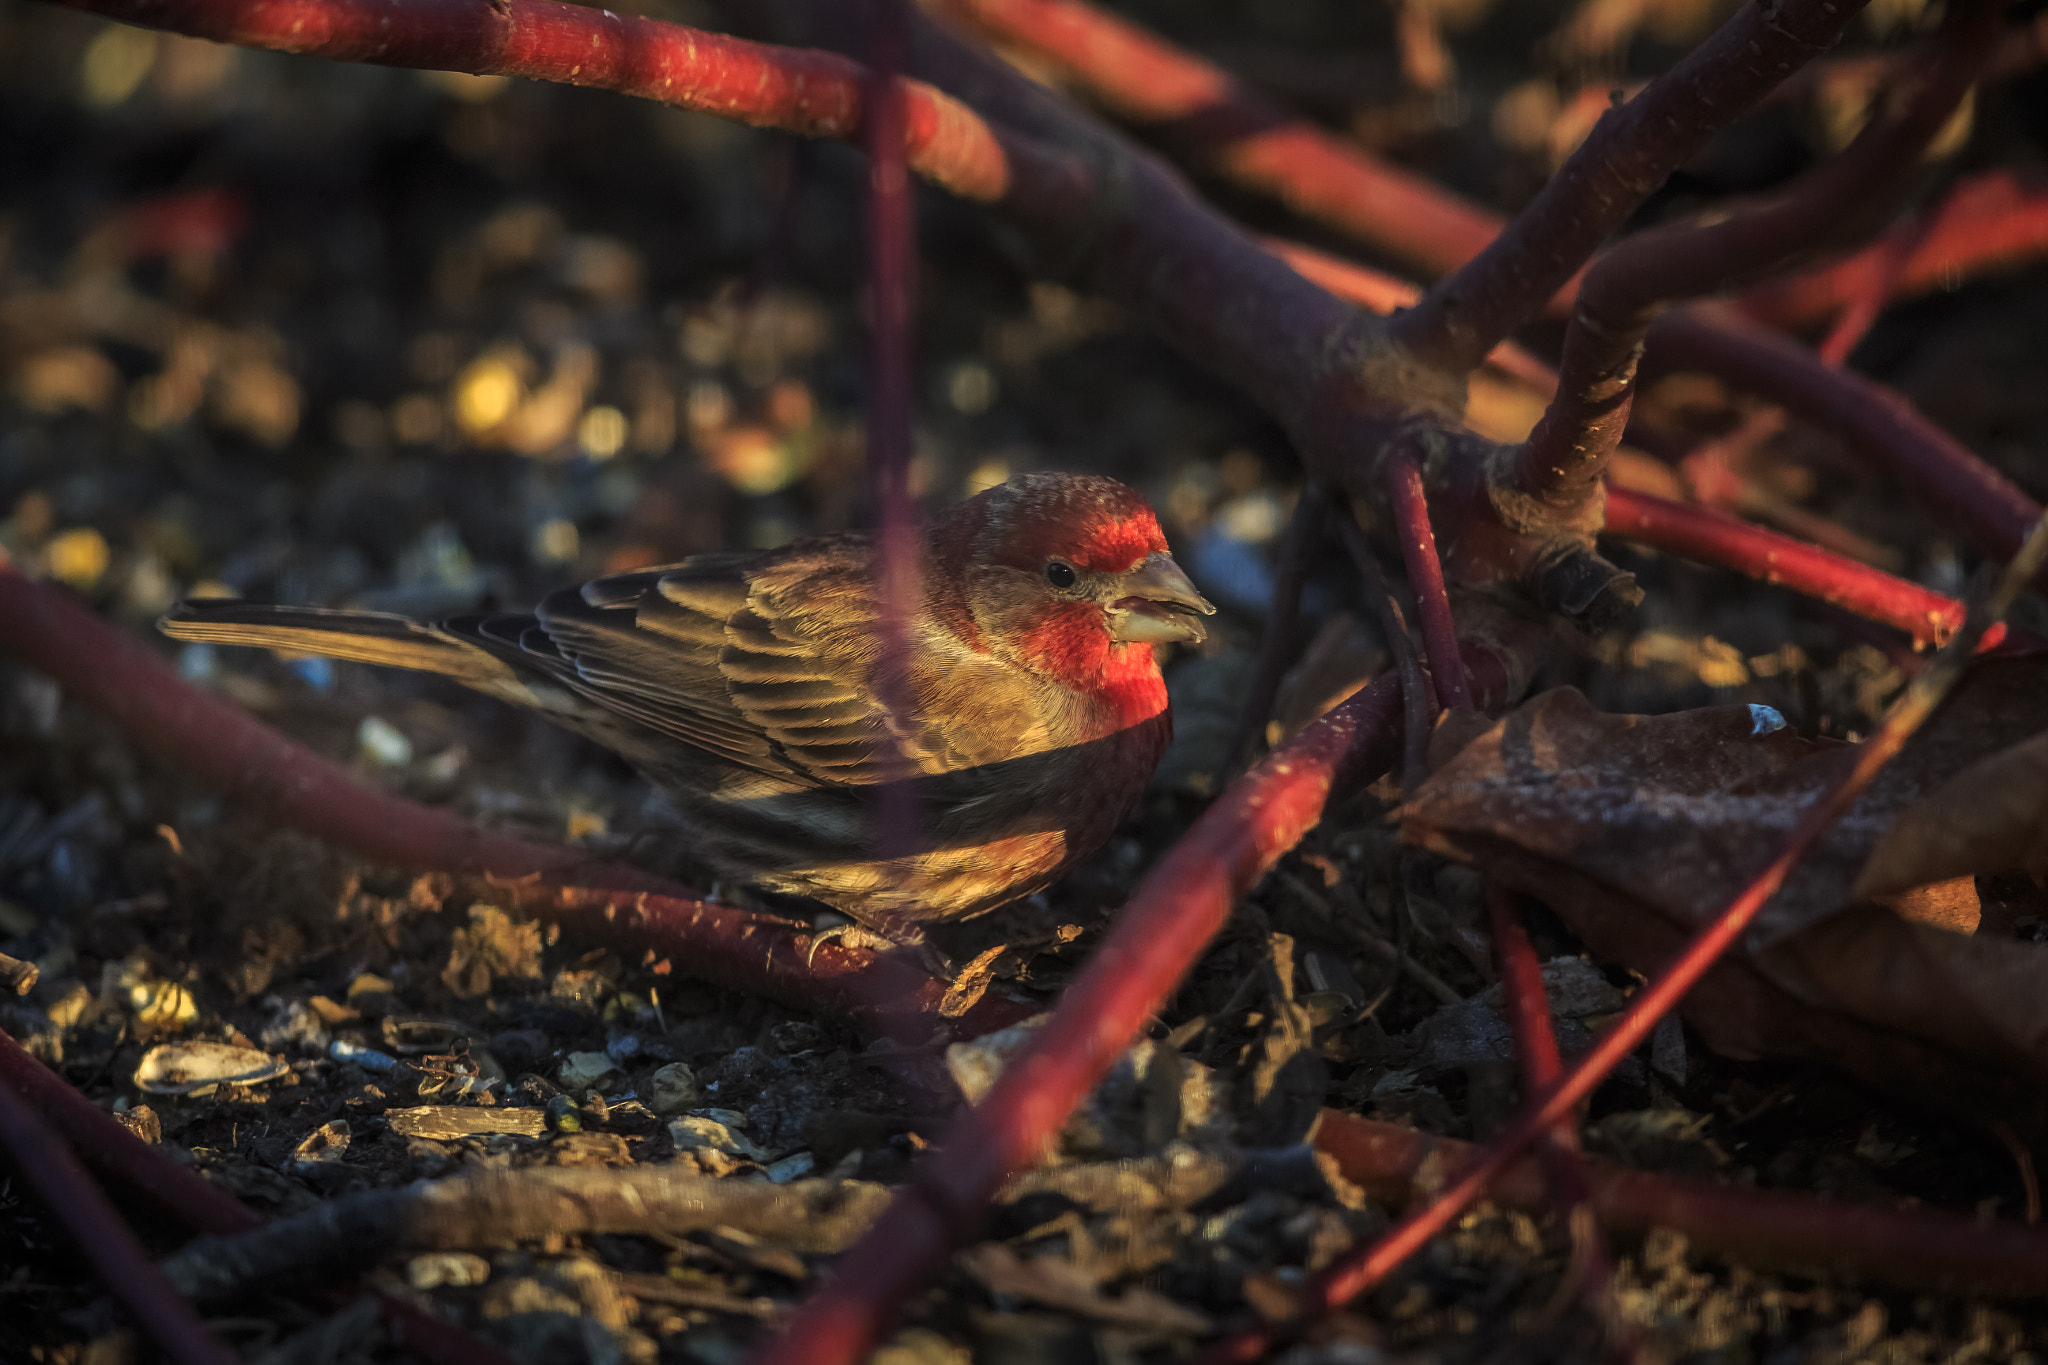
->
[51,0,1090,208]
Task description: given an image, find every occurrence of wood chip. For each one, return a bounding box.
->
[387,1106,546,1140]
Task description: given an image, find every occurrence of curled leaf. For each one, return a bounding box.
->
[1859,727,2048,898]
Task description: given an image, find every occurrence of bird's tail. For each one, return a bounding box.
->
[159,600,533,700]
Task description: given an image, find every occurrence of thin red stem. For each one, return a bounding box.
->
[1382,447,1471,711]
[1313,1107,2048,1298]
[1647,308,2048,584]
[754,675,1406,1365]
[936,0,1503,283]
[0,1066,239,1365]
[1741,169,2048,333]
[865,2,922,875]
[1603,486,1964,647]
[1488,888,1640,1354]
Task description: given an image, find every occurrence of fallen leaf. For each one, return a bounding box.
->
[1858,726,2048,898]
[1400,656,2048,1129]
[1407,657,2048,947]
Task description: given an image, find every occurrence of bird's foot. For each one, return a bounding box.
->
[804,916,906,967]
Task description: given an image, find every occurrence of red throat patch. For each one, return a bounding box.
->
[1018,601,1169,727]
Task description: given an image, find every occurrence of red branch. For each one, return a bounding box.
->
[47,0,1091,210]
[1485,887,1625,1337]
[2,1029,522,1365]
[1394,0,1872,374]
[1277,239,1970,649]
[1313,1108,2048,1298]
[945,0,2045,612]
[936,0,1503,283]
[1604,487,1964,647]
[0,1055,239,1365]
[1383,445,1472,711]
[753,675,1406,1365]
[0,564,1034,1035]
[1647,309,2048,581]
[1741,171,2048,331]
[1513,0,1997,511]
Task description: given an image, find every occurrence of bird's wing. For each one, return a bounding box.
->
[525,543,978,787]
[707,542,985,785]
[519,554,786,775]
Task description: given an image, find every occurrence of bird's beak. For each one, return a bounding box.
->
[1108,552,1217,645]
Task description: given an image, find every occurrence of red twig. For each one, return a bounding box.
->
[1513,0,1998,511]
[1197,512,2048,1363]
[935,0,1503,283]
[1742,169,2048,332]
[0,1055,238,1365]
[45,0,1090,210]
[1394,0,1873,375]
[3,1029,522,1365]
[1334,506,1434,790]
[1381,445,1471,711]
[754,674,1407,1365]
[1647,308,2048,581]
[1312,1107,2048,1298]
[0,564,1035,1034]
[865,1,923,877]
[1604,486,1964,648]
[1486,886,1626,1342]
[0,1028,258,1237]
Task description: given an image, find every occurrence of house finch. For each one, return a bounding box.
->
[160,473,1213,937]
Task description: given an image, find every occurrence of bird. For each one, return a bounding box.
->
[160,473,1215,941]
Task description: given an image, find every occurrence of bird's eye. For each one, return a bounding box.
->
[1044,560,1078,590]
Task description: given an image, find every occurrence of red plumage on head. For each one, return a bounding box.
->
[949,472,1167,575]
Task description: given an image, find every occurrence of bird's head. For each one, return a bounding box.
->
[931,473,1215,701]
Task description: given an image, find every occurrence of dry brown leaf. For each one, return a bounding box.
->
[1858,726,2048,898]
[1400,655,2048,1128]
